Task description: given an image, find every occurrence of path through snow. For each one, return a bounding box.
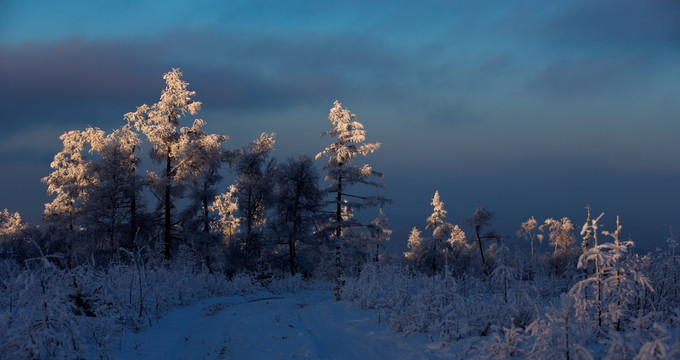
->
[118,290,453,359]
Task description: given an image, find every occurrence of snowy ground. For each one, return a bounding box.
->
[118,290,453,360]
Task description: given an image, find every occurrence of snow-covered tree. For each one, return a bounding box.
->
[125,68,202,259]
[0,209,28,259]
[228,132,277,268]
[210,185,239,246]
[42,129,95,263]
[518,216,543,261]
[364,208,392,262]
[540,217,576,254]
[569,215,653,330]
[426,191,455,273]
[580,206,601,251]
[446,224,470,274]
[0,209,27,241]
[465,205,498,265]
[490,246,519,303]
[315,100,390,271]
[42,130,92,230]
[175,119,228,236]
[526,294,594,360]
[404,227,425,265]
[272,155,323,275]
[404,192,462,274]
[82,124,144,251]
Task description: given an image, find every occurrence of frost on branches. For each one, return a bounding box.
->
[40,124,146,263]
[210,185,239,246]
[315,100,391,274]
[271,155,323,275]
[225,132,277,270]
[84,124,143,251]
[405,191,468,275]
[125,68,225,259]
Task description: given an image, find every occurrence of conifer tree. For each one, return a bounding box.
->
[518,216,542,261]
[404,227,426,266]
[42,130,92,232]
[315,100,390,271]
[426,191,455,273]
[228,132,276,268]
[210,185,239,246]
[272,155,323,275]
[465,205,498,265]
[541,217,577,254]
[83,124,144,251]
[42,130,94,263]
[175,119,228,235]
[404,192,462,274]
[125,68,202,259]
[364,208,392,262]
[0,209,28,258]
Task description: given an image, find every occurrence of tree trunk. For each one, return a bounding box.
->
[202,195,210,233]
[164,149,172,259]
[129,181,137,249]
[476,225,486,264]
[335,175,342,271]
[288,233,298,276]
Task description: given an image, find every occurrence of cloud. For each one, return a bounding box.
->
[0,29,422,131]
[496,0,680,53]
[526,56,652,97]
[544,0,680,49]
[0,126,63,157]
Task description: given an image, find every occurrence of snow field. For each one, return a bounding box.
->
[119,290,450,360]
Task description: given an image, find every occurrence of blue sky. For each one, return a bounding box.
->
[1,0,679,252]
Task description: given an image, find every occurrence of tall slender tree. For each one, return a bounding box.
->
[175,119,228,235]
[315,100,390,271]
[465,205,498,265]
[426,191,455,273]
[125,68,202,259]
[210,185,240,245]
[42,130,92,233]
[229,132,277,268]
[42,130,94,264]
[365,208,392,262]
[272,155,323,275]
[84,124,144,251]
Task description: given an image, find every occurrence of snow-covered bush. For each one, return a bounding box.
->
[0,243,279,359]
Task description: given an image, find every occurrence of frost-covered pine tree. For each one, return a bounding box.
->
[0,209,26,241]
[315,100,390,271]
[175,119,228,235]
[404,227,426,265]
[210,185,239,246]
[228,132,276,269]
[465,205,498,265]
[0,209,28,258]
[42,130,91,229]
[404,192,461,274]
[42,129,94,263]
[426,191,455,273]
[541,217,577,254]
[272,155,323,275]
[82,124,144,251]
[125,68,202,259]
[569,215,653,330]
[446,224,470,273]
[518,216,542,261]
[526,294,593,360]
[364,208,392,262]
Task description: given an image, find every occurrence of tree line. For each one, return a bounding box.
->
[0,69,391,277]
